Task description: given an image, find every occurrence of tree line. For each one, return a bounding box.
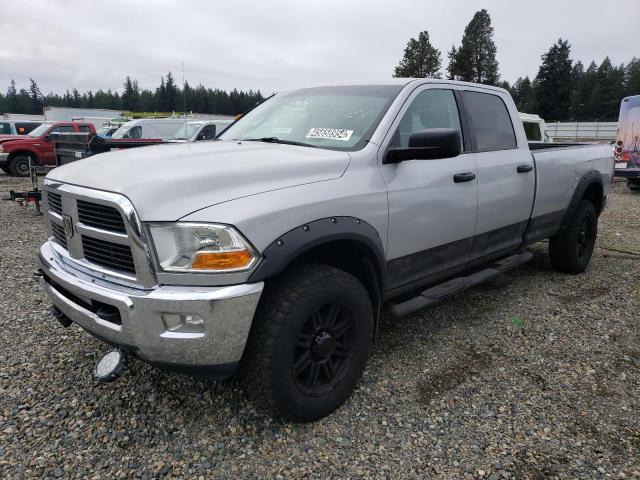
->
[394,9,640,121]
[0,72,265,116]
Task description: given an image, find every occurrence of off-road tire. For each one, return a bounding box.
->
[241,263,373,421]
[8,155,31,177]
[549,200,597,274]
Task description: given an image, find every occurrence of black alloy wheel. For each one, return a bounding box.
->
[292,302,355,397]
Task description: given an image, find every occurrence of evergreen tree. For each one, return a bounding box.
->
[156,76,167,111]
[510,76,536,112]
[164,72,178,112]
[121,76,141,111]
[446,46,458,80]
[451,9,500,84]
[6,79,19,113]
[626,57,640,97]
[393,31,442,78]
[28,78,43,115]
[570,61,585,120]
[534,38,573,121]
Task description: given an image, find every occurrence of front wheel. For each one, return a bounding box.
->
[549,200,597,274]
[241,263,373,421]
[8,155,31,177]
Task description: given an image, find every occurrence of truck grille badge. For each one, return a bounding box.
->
[62,214,75,238]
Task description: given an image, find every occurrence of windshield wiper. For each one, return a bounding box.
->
[242,137,317,148]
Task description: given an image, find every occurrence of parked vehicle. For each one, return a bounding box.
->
[0,120,43,137]
[519,112,552,143]
[0,122,95,176]
[54,132,164,165]
[169,120,233,142]
[96,124,122,137]
[38,80,613,421]
[614,95,640,191]
[111,118,187,140]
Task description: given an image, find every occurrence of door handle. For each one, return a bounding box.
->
[517,164,534,173]
[453,172,476,183]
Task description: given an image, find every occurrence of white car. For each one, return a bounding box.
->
[169,120,233,143]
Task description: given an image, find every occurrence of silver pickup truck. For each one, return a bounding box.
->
[38,79,614,420]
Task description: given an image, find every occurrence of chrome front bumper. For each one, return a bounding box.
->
[39,242,263,374]
[0,152,9,166]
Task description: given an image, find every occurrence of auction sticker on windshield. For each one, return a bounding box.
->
[306,128,354,141]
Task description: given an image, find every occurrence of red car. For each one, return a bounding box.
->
[0,122,95,176]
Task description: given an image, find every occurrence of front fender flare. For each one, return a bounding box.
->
[248,216,386,287]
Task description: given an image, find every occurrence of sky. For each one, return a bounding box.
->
[1,0,638,96]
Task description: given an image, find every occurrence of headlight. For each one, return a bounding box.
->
[148,223,258,273]
[0,145,4,153]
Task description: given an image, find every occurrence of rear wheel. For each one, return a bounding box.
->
[8,155,31,177]
[627,180,640,191]
[241,263,373,421]
[549,200,597,274]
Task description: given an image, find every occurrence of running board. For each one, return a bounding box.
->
[389,250,534,318]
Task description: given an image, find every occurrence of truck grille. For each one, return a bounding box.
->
[77,200,127,233]
[44,186,145,281]
[82,236,136,274]
[47,192,62,214]
[50,222,67,248]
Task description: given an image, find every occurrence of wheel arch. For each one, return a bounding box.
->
[248,217,386,333]
[559,170,605,234]
[8,149,36,162]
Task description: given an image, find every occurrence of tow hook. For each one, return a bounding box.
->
[94,349,128,382]
[50,306,73,328]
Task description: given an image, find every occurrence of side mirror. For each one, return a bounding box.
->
[44,135,51,142]
[384,128,462,164]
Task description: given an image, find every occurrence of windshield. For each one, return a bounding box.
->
[28,124,52,137]
[218,85,403,151]
[172,123,202,140]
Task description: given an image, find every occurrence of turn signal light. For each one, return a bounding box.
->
[191,250,253,270]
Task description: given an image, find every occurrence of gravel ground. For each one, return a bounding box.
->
[0,173,638,479]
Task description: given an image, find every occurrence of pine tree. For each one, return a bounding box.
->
[510,77,536,112]
[164,72,178,112]
[534,39,573,121]
[626,57,640,97]
[27,79,43,115]
[6,79,19,113]
[446,46,458,80]
[393,31,442,78]
[451,9,500,85]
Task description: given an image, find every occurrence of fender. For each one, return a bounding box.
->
[6,147,39,161]
[249,216,385,284]
[558,170,605,232]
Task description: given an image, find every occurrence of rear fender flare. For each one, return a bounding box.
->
[559,170,604,233]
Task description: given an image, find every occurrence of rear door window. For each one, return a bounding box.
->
[78,125,92,132]
[51,126,75,133]
[464,91,517,151]
[16,122,40,134]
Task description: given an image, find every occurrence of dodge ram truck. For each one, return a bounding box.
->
[38,80,614,421]
[0,122,96,176]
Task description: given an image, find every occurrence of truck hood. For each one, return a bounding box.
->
[0,135,29,145]
[47,140,351,220]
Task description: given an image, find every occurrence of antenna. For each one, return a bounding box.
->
[181,60,187,122]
